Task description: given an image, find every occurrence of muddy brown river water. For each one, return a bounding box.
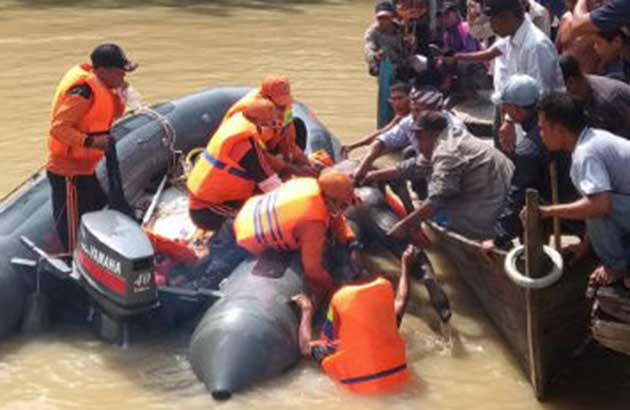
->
[0,1,628,409]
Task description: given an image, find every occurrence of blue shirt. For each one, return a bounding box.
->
[571,128,630,196]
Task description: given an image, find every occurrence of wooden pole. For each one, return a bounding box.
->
[525,189,546,399]
[549,160,562,250]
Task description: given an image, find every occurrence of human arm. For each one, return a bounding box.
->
[540,192,612,220]
[296,221,334,302]
[291,294,315,357]
[452,47,502,64]
[49,86,111,151]
[394,245,416,325]
[363,165,402,185]
[352,140,386,183]
[343,115,401,155]
[571,0,629,37]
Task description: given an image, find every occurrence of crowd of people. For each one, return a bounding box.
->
[44,0,630,396]
[353,0,630,290]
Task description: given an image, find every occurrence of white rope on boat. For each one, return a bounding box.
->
[504,245,564,289]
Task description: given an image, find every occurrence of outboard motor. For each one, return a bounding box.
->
[74,209,159,341]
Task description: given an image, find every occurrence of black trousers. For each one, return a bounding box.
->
[47,171,108,252]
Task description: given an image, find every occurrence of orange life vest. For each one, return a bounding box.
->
[233,177,329,254]
[47,64,124,176]
[187,113,268,206]
[225,89,293,142]
[322,276,409,394]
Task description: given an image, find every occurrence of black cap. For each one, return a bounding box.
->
[412,111,448,132]
[482,0,523,16]
[90,43,137,72]
[375,1,395,16]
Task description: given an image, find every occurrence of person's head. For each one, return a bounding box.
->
[260,76,292,109]
[318,170,357,216]
[90,43,137,89]
[412,111,448,159]
[389,82,411,115]
[536,92,587,152]
[593,29,628,65]
[243,97,281,139]
[410,86,444,120]
[441,2,461,29]
[491,74,540,123]
[375,1,396,30]
[559,55,592,102]
[483,0,525,38]
[396,0,428,21]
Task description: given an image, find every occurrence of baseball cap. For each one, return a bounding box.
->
[483,0,523,16]
[90,43,137,72]
[260,76,292,107]
[440,1,459,14]
[491,74,540,107]
[375,1,396,17]
[412,111,448,132]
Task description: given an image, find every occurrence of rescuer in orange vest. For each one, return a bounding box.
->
[224,76,318,177]
[198,171,360,298]
[187,98,283,232]
[47,43,137,252]
[291,244,417,395]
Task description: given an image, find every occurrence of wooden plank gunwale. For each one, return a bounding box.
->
[424,219,595,400]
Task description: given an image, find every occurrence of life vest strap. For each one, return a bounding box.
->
[339,363,407,386]
[202,150,250,180]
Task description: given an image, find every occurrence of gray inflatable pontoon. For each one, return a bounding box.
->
[0,87,341,341]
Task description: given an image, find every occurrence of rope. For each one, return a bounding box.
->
[132,106,178,174]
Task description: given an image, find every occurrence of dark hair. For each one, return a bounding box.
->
[559,54,583,80]
[537,92,587,134]
[390,82,411,95]
[413,111,448,133]
[599,29,629,44]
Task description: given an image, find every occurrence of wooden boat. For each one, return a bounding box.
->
[591,286,630,356]
[423,190,597,400]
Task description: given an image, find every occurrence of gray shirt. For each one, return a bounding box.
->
[571,127,630,197]
[585,75,630,140]
[401,129,514,240]
[363,23,405,68]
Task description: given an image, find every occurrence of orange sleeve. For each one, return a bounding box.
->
[329,214,356,244]
[296,221,333,294]
[49,94,92,148]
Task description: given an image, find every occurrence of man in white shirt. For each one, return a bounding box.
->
[484,0,564,154]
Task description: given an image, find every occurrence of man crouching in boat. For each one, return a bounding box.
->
[224,76,318,177]
[291,244,418,394]
[524,92,630,290]
[364,111,514,241]
[47,43,137,252]
[200,171,360,303]
[187,98,283,232]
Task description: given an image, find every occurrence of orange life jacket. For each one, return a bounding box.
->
[225,89,293,142]
[47,64,124,176]
[233,177,329,254]
[322,276,409,394]
[187,113,268,206]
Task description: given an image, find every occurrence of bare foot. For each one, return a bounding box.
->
[589,265,627,287]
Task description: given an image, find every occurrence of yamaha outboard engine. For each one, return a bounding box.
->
[74,209,159,343]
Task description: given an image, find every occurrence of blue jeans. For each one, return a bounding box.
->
[587,193,630,273]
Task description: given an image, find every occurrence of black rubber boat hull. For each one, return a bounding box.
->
[0,87,340,341]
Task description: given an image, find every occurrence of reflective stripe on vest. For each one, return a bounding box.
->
[202,150,250,180]
[234,178,329,254]
[340,364,408,386]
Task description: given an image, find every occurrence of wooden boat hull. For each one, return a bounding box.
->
[424,221,596,399]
